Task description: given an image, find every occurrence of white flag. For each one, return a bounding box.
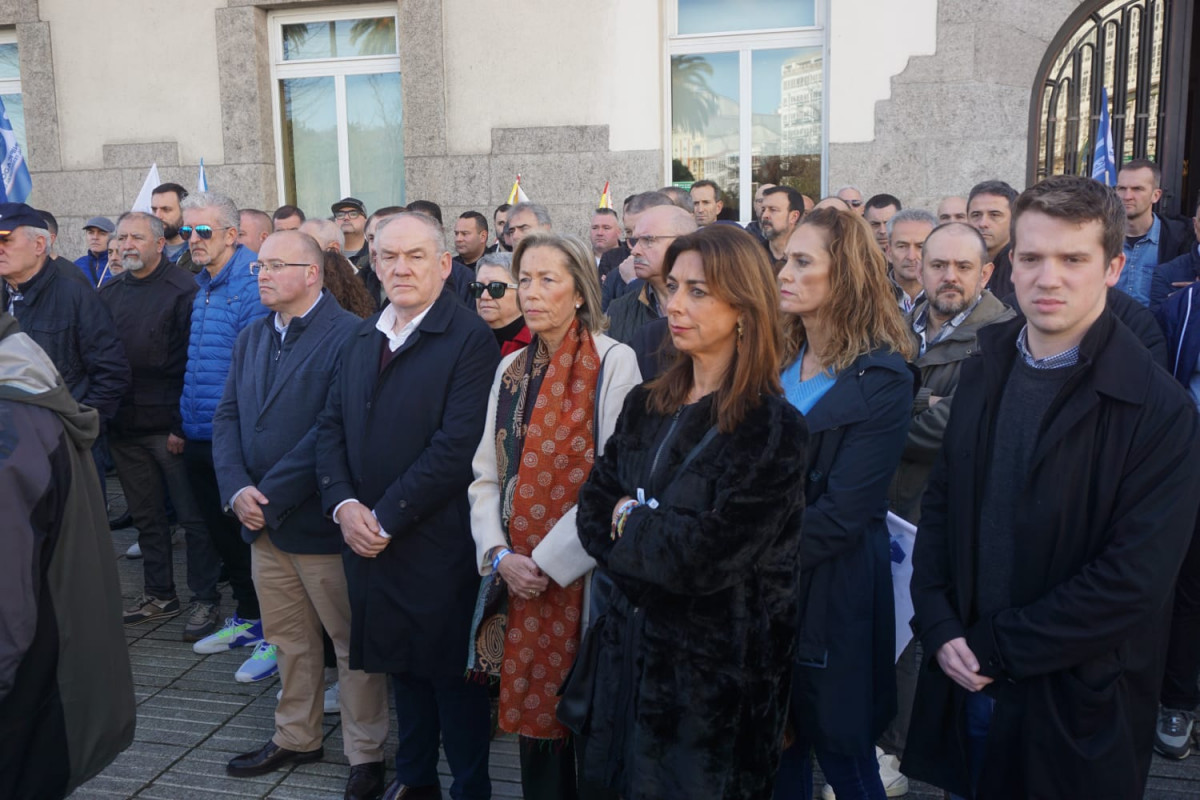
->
[888,511,917,663]
[132,163,161,213]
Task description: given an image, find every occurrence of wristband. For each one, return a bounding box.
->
[611,499,640,540]
[492,547,512,573]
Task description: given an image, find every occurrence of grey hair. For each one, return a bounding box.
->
[376,211,448,255]
[181,191,239,230]
[835,185,863,196]
[507,201,552,228]
[476,250,514,278]
[658,186,694,213]
[20,226,50,245]
[116,211,165,241]
[301,218,345,251]
[625,191,674,216]
[887,208,938,239]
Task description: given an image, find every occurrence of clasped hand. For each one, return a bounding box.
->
[499,552,549,599]
[339,501,390,558]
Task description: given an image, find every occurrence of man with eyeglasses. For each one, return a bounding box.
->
[178,192,274,683]
[836,185,866,215]
[212,230,388,798]
[332,197,369,267]
[317,212,500,800]
[600,191,675,311]
[606,204,697,344]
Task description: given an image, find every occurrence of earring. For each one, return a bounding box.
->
[737,320,744,338]
[575,302,583,309]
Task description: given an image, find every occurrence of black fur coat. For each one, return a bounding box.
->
[575,387,807,799]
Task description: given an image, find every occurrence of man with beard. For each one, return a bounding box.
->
[100,212,209,625]
[759,185,803,272]
[152,183,194,272]
[883,221,1016,790]
[332,197,369,267]
[745,182,776,241]
[887,209,937,312]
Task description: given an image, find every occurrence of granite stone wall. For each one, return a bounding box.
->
[826,0,1082,214]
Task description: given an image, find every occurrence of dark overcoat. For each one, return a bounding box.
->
[212,290,359,553]
[904,310,1200,799]
[576,389,808,800]
[789,349,914,755]
[315,289,500,677]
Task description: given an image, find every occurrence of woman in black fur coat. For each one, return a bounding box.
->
[575,225,808,799]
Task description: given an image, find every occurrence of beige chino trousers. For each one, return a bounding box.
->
[251,534,388,764]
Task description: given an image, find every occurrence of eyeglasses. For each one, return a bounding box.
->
[846,199,863,208]
[179,225,230,240]
[628,234,676,249]
[334,210,363,220]
[249,260,312,275]
[469,281,518,299]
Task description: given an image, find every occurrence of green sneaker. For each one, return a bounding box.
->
[191,616,263,655]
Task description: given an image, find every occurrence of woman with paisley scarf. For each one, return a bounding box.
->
[468,232,641,800]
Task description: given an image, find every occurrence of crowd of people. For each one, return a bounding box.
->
[1,161,1199,800]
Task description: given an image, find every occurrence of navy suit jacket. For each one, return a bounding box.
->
[315,288,501,676]
[212,290,359,554]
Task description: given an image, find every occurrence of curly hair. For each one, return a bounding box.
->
[322,249,378,318]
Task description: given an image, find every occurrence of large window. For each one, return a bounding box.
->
[668,1,824,221]
[269,5,404,215]
[0,31,25,160]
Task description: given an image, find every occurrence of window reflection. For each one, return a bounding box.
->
[671,52,740,217]
[347,73,405,213]
[282,17,397,60]
[279,77,339,216]
[753,48,822,201]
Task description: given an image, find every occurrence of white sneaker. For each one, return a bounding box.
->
[820,747,909,799]
[274,681,341,714]
[324,682,340,714]
[126,541,142,559]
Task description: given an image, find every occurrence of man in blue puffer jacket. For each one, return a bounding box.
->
[178,191,273,683]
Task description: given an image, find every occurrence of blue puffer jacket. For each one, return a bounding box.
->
[181,244,267,440]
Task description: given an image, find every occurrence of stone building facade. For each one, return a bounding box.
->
[0,1,1133,257]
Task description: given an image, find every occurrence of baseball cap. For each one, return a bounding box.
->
[83,216,116,233]
[331,197,366,215]
[0,203,50,236]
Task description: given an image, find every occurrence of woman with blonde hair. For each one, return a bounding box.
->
[575,224,808,799]
[468,232,640,799]
[773,207,916,800]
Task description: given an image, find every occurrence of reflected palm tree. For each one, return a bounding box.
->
[349,18,397,56]
[672,55,718,135]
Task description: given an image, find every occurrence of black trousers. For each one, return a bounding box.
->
[518,735,618,800]
[1162,509,1200,710]
[182,438,260,620]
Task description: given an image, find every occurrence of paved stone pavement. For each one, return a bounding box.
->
[73,482,1200,799]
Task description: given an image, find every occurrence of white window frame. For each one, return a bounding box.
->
[0,28,19,97]
[663,2,828,221]
[268,3,402,206]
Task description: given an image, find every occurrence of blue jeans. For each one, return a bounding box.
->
[951,691,994,800]
[391,672,492,800]
[774,734,886,800]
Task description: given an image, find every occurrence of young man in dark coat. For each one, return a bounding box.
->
[213,230,389,799]
[906,175,1200,800]
[316,213,500,800]
[0,312,135,799]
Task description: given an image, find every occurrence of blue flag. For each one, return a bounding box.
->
[197,158,208,193]
[0,96,31,203]
[1091,87,1117,187]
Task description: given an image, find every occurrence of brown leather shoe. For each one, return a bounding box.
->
[226,740,323,777]
[345,761,386,800]
[380,778,443,800]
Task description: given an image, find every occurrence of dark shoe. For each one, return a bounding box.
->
[345,761,386,800]
[226,740,323,777]
[182,601,220,642]
[380,779,442,800]
[108,511,133,530]
[123,594,181,626]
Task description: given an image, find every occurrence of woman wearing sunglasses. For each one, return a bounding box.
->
[468,232,640,800]
[470,251,531,356]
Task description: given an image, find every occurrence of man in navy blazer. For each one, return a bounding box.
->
[212,231,388,799]
[316,213,501,800]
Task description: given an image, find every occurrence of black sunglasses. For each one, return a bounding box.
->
[179,225,230,240]
[469,281,517,299]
